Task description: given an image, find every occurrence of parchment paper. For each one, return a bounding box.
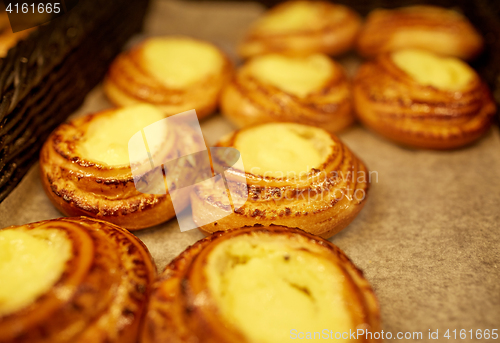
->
[1,1,499,341]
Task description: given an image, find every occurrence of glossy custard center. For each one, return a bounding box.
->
[142,37,223,88]
[234,123,333,178]
[206,234,354,343]
[77,104,165,166]
[0,228,71,316]
[251,54,333,98]
[257,2,320,33]
[392,49,475,90]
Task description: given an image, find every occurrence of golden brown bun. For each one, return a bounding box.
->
[353,51,495,150]
[141,226,381,343]
[0,217,156,343]
[191,123,369,238]
[103,36,232,120]
[239,1,362,59]
[221,54,354,133]
[39,105,204,230]
[356,5,484,60]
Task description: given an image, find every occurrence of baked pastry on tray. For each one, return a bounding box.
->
[104,36,232,119]
[221,53,354,133]
[142,226,381,343]
[191,123,369,238]
[0,217,156,343]
[356,5,484,60]
[40,104,205,230]
[238,1,362,59]
[353,49,496,149]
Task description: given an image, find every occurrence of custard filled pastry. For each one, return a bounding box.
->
[353,49,495,149]
[238,1,362,59]
[142,226,381,343]
[191,123,369,238]
[0,217,156,343]
[40,104,205,230]
[104,36,232,119]
[221,53,354,133]
[357,5,484,60]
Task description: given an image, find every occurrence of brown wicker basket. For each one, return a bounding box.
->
[0,0,149,202]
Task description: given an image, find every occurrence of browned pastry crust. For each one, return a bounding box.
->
[191,125,369,238]
[0,216,156,343]
[356,5,484,60]
[39,108,203,230]
[103,37,233,120]
[352,53,496,150]
[238,1,362,59]
[141,226,381,343]
[221,55,354,133]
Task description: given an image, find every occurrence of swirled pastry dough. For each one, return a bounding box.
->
[0,217,155,343]
[353,49,495,149]
[221,54,354,133]
[239,1,361,58]
[142,226,381,343]
[356,5,484,60]
[191,123,369,238]
[40,104,205,230]
[104,36,232,119]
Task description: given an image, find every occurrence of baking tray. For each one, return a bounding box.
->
[0,1,499,342]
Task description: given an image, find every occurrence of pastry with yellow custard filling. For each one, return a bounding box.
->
[238,1,362,59]
[0,217,155,343]
[40,104,205,230]
[141,226,381,343]
[103,36,232,119]
[356,5,484,60]
[353,49,496,149]
[221,53,354,133]
[191,123,369,238]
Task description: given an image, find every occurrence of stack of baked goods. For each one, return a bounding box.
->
[353,5,495,149]
[1,1,496,342]
[226,2,495,149]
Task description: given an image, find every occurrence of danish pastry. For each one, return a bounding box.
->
[142,226,381,343]
[221,53,354,133]
[238,1,362,59]
[353,49,495,149]
[40,104,205,230]
[0,217,156,343]
[104,36,232,119]
[191,123,369,238]
[357,5,484,60]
